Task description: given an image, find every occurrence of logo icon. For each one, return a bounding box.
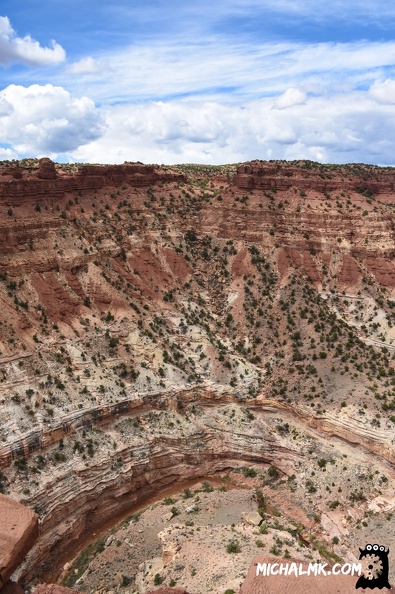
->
[355,543,391,590]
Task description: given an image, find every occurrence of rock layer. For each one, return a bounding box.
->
[7,389,394,584]
[234,160,395,195]
[0,160,185,206]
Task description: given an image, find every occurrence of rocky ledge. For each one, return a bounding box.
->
[0,159,185,206]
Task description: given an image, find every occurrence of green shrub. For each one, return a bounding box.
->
[259,522,268,534]
[163,497,175,505]
[202,480,213,492]
[268,466,279,479]
[242,467,257,477]
[226,540,241,553]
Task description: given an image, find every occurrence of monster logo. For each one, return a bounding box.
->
[355,543,391,590]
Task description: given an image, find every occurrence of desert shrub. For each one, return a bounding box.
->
[226,540,241,553]
[242,467,257,477]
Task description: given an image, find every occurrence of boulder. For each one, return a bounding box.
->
[241,511,263,526]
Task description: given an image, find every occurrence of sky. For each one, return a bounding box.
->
[1,1,395,165]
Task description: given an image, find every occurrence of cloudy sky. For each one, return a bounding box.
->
[1,1,395,165]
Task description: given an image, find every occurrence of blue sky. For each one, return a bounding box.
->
[1,0,395,164]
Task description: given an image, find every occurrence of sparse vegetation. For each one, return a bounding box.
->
[226,540,241,553]
[1,159,395,592]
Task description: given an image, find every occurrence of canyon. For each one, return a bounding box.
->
[1,158,395,593]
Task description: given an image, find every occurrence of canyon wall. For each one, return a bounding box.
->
[234,160,395,195]
[8,388,395,583]
[1,158,395,588]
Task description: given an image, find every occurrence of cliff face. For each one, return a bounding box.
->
[0,495,38,588]
[1,159,395,587]
[222,162,395,287]
[234,160,395,195]
[1,159,395,286]
[12,390,395,583]
[0,159,185,206]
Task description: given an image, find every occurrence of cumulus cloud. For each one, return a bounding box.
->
[0,16,66,67]
[2,80,395,166]
[0,84,104,155]
[0,96,12,116]
[70,81,395,166]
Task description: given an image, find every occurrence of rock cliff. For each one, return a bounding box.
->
[0,159,184,207]
[0,495,38,588]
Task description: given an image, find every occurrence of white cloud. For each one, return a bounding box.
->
[2,79,395,167]
[58,38,395,107]
[369,79,395,104]
[69,80,395,166]
[0,16,66,67]
[0,84,104,155]
[0,96,12,116]
[0,146,18,159]
[66,56,99,75]
[273,88,306,110]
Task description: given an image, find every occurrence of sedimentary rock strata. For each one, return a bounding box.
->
[0,158,395,590]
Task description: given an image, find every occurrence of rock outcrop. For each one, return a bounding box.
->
[5,390,394,585]
[0,495,38,589]
[36,159,57,181]
[0,160,185,206]
[234,160,395,195]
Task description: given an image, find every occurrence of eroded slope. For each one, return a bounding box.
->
[0,159,395,587]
